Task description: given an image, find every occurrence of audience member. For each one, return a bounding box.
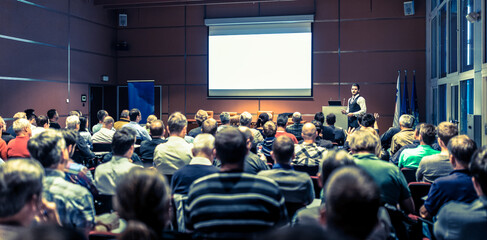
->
[122,108,152,142]
[59,129,98,197]
[390,123,425,165]
[6,112,27,137]
[398,123,439,169]
[114,109,130,130]
[139,120,167,161]
[78,116,92,149]
[321,166,381,240]
[293,122,327,166]
[16,225,86,240]
[185,128,287,238]
[257,121,277,161]
[358,113,379,133]
[380,127,401,152]
[115,168,181,240]
[7,119,31,159]
[229,115,240,126]
[188,109,208,138]
[239,126,270,175]
[0,159,58,240]
[258,136,315,210]
[350,130,414,213]
[421,135,478,218]
[286,112,304,141]
[0,116,14,144]
[240,111,264,151]
[27,130,95,234]
[144,114,157,133]
[95,128,142,195]
[275,113,298,144]
[256,112,271,135]
[66,116,95,164]
[68,110,80,117]
[416,122,457,183]
[32,115,49,137]
[92,110,108,134]
[325,113,346,146]
[0,136,5,161]
[154,112,192,175]
[26,112,37,132]
[314,112,335,141]
[434,146,487,240]
[390,114,415,155]
[201,118,218,136]
[311,120,334,149]
[217,112,231,132]
[171,134,219,195]
[91,116,115,143]
[47,109,60,129]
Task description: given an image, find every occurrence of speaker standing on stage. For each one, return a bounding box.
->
[341,83,366,129]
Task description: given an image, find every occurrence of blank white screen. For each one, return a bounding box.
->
[206,16,313,98]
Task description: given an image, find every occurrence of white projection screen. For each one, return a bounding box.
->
[205,15,314,98]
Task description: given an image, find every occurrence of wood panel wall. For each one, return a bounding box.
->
[0,0,116,127]
[115,0,427,131]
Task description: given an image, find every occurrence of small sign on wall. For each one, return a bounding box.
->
[404,1,415,16]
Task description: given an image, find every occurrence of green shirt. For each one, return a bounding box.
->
[354,153,411,206]
[398,145,440,169]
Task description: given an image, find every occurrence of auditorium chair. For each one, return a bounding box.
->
[293,165,319,176]
[401,168,418,183]
[408,182,432,214]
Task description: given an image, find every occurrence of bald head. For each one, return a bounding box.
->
[150,120,164,137]
[103,116,114,129]
[301,122,317,141]
[192,133,215,159]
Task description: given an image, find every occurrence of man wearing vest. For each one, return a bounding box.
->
[341,83,367,129]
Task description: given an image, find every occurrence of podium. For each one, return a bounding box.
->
[322,106,348,130]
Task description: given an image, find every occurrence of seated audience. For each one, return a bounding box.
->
[275,113,298,144]
[139,120,167,161]
[68,110,80,117]
[185,128,287,239]
[350,130,414,213]
[188,109,208,138]
[314,112,334,141]
[421,135,478,218]
[114,109,130,130]
[257,121,277,160]
[325,113,346,146]
[171,134,219,195]
[47,109,61,129]
[390,114,415,155]
[95,128,142,195]
[91,116,115,143]
[66,116,95,164]
[0,137,5,161]
[7,119,31,159]
[154,112,192,175]
[398,123,439,169]
[144,114,157,133]
[256,112,271,135]
[240,111,264,151]
[217,112,231,132]
[59,129,99,197]
[311,120,334,149]
[321,166,381,240]
[293,122,327,166]
[32,115,49,137]
[6,112,27,137]
[26,111,37,132]
[0,159,59,240]
[92,110,108,134]
[434,146,487,240]
[115,168,185,240]
[416,121,457,183]
[122,108,152,142]
[286,112,304,141]
[0,116,14,144]
[390,123,425,165]
[201,118,218,136]
[78,116,92,149]
[380,126,401,151]
[258,136,315,209]
[239,126,270,174]
[27,130,95,234]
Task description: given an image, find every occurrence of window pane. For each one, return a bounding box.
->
[461,0,474,72]
[460,79,474,134]
[439,84,447,122]
[431,17,438,78]
[432,88,438,125]
[440,6,447,77]
[451,85,459,122]
[432,0,438,11]
[449,0,458,73]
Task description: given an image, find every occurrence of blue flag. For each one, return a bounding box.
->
[393,71,401,128]
[400,71,410,116]
[410,71,419,126]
